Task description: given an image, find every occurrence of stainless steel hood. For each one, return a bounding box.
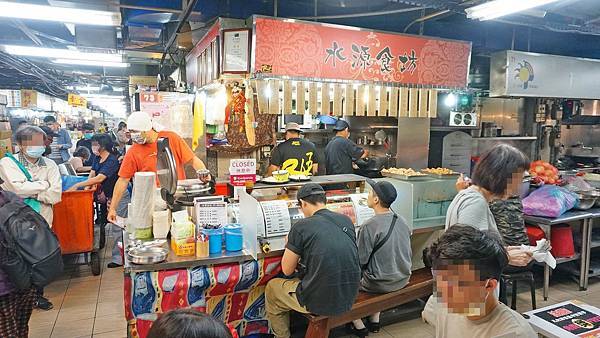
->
[490,50,600,99]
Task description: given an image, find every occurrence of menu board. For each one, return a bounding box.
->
[195,201,227,227]
[260,200,291,237]
[350,193,375,226]
[526,301,600,338]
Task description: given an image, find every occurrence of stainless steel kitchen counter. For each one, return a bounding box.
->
[123,233,284,273]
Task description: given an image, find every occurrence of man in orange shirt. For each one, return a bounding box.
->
[107,111,210,223]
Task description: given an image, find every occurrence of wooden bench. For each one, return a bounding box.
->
[302,268,433,338]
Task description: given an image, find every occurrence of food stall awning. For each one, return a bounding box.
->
[251,16,472,89]
[490,50,600,99]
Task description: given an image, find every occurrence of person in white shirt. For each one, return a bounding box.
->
[421,225,537,338]
[0,125,62,312]
[0,125,62,225]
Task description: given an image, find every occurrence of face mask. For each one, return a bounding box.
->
[84,133,93,140]
[91,145,101,156]
[131,132,147,144]
[25,146,46,158]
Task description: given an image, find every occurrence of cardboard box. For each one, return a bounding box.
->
[0,138,12,158]
[171,221,196,256]
[0,130,12,140]
[0,121,10,131]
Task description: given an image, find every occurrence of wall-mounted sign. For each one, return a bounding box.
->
[253,16,471,88]
[20,89,37,108]
[222,29,250,73]
[229,158,256,186]
[68,93,87,108]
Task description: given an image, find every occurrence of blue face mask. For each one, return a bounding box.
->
[84,133,94,140]
[25,146,46,158]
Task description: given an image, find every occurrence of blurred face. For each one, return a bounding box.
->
[433,262,495,317]
[19,133,46,159]
[91,141,101,156]
[505,170,526,199]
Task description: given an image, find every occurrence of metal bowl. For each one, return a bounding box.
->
[575,192,598,210]
[126,246,168,265]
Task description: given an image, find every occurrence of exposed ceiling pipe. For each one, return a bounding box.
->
[292,6,428,20]
[403,9,451,32]
[159,0,200,68]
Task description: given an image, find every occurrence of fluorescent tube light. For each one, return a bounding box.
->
[0,1,120,26]
[53,59,128,68]
[3,45,123,62]
[466,0,560,21]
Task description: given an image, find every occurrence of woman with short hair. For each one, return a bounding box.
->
[446,143,532,267]
[69,146,92,173]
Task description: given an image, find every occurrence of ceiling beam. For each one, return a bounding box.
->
[160,0,200,68]
[12,20,43,46]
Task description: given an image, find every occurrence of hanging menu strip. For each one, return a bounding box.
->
[260,200,292,236]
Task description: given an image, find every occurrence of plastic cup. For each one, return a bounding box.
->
[224,224,244,252]
[202,228,224,254]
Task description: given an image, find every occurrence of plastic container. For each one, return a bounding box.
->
[52,190,95,254]
[202,228,224,254]
[224,224,244,252]
[551,224,575,258]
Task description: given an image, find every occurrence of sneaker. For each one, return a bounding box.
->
[107,262,123,269]
[35,296,54,311]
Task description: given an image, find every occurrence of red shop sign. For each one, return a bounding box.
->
[253,16,472,88]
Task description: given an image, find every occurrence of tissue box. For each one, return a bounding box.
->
[171,221,195,256]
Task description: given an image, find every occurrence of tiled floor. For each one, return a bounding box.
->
[29,241,600,338]
[29,238,126,338]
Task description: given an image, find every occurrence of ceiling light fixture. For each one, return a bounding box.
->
[465,0,560,21]
[53,59,128,68]
[3,45,123,62]
[0,1,121,26]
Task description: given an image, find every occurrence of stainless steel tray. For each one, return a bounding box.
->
[423,172,461,179]
[126,246,168,265]
[382,172,431,181]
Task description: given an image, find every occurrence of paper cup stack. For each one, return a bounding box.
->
[129,172,156,239]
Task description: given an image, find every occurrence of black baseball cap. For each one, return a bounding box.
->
[366,179,397,206]
[333,119,350,131]
[43,115,57,123]
[297,183,326,200]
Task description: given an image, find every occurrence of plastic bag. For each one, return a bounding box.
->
[61,175,87,191]
[522,185,578,218]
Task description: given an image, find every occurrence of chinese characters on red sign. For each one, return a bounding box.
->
[254,17,471,88]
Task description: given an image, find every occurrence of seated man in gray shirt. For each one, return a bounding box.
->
[349,179,412,337]
[422,225,537,338]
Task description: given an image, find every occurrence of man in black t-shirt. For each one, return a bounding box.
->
[265,183,360,338]
[325,119,368,175]
[267,122,319,177]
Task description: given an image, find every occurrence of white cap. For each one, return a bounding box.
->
[127,111,152,132]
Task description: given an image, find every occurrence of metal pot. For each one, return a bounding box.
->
[574,192,597,210]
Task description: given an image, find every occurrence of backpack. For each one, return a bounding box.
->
[0,191,64,290]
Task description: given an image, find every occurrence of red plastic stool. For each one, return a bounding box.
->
[526,225,546,246]
[550,224,575,258]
